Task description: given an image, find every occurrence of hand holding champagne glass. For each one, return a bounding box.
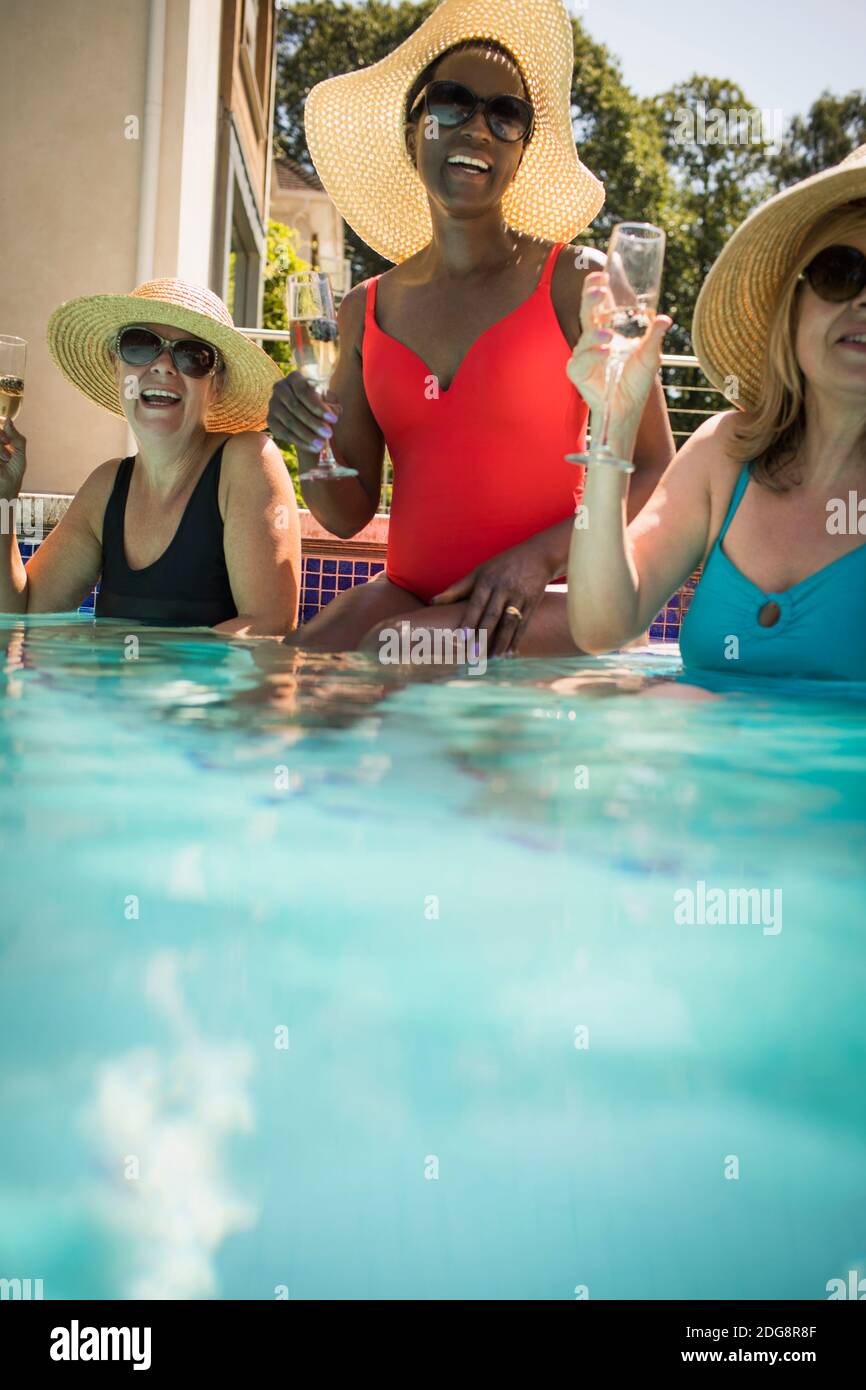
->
[0,336,26,425]
[286,272,356,482]
[566,223,668,473]
[0,336,27,500]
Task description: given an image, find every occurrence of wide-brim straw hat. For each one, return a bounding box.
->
[47,279,283,433]
[304,0,605,264]
[693,143,866,412]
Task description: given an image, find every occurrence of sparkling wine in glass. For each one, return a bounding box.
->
[0,336,27,424]
[286,272,356,481]
[567,222,666,473]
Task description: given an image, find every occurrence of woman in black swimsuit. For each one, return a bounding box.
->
[0,279,300,635]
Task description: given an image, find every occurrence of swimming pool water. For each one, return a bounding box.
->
[1,616,864,1300]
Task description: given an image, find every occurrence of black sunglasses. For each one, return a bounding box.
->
[114,325,221,378]
[409,79,534,144]
[801,245,866,303]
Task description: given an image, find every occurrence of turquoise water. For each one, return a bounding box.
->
[1,615,864,1300]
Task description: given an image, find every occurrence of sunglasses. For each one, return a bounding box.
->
[114,325,221,378]
[409,79,534,144]
[801,245,866,303]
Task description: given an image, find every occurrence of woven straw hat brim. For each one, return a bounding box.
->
[47,291,283,434]
[304,0,605,264]
[692,144,866,413]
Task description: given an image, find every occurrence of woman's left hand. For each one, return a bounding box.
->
[431,539,554,656]
[567,272,672,428]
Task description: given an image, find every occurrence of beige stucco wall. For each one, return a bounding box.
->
[1,0,222,495]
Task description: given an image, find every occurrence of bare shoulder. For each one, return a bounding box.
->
[79,456,125,497]
[551,239,605,289]
[549,241,606,342]
[217,433,296,537]
[222,425,289,469]
[219,433,294,505]
[672,410,749,515]
[222,430,271,464]
[335,279,374,358]
[67,456,124,535]
[680,408,745,470]
[337,280,369,328]
[553,239,606,279]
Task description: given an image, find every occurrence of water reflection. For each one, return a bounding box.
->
[89,950,256,1299]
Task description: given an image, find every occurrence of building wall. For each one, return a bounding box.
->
[269,187,348,292]
[2,0,149,493]
[1,0,231,495]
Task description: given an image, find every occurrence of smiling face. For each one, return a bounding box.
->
[112,321,224,438]
[795,225,866,400]
[405,46,530,224]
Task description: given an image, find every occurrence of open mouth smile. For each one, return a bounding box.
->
[445,153,493,179]
[139,388,183,409]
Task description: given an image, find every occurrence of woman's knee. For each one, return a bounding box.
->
[359,610,414,653]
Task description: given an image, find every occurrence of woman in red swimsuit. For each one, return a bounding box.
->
[268,0,674,656]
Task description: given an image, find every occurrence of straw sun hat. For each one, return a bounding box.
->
[693,142,866,412]
[304,0,605,264]
[47,279,283,433]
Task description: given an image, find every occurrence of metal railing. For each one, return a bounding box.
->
[659,353,729,444]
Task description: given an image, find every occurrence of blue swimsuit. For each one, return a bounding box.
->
[679,464,866,681]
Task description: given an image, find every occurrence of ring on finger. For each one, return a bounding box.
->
[505,605,523,621]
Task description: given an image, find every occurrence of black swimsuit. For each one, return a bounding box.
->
[95,442,238,626]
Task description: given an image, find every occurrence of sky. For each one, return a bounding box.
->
[344,0,863,133]
[575,0,862,125]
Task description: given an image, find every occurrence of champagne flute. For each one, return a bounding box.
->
[286,272,357,481]
[567,222,666,473]
[0,336,27,424]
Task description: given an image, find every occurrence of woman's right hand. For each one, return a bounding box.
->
[567,271,672,427]
[266,370,343,459]
[0,417,27,500]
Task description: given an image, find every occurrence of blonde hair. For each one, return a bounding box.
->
[732,201,866,489]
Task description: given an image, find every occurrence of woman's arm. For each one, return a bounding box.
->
[214,432,302,638]
[627,374,676,519]
[0,417,111,613]
[552,247,675,522]
[565,271,722,653]
[569,417,725,652]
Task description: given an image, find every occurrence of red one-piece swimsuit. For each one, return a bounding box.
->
[361,241,588,603]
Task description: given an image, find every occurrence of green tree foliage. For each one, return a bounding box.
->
[272,2,865,454]
[768,89,866,185]
[275,0,438,284]
[645,77,775,430]
[262,219,309,370]
[650,78,772,350]
[569,25,669,242]
[262,219,309,501]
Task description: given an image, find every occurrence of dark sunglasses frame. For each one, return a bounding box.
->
[409,79,535,145]
[113,325,222,378]
[800,244,866,303]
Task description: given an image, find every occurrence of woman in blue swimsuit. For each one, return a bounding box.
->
[565,143,866,683]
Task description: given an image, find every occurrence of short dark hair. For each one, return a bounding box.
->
[404,39,529,127]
